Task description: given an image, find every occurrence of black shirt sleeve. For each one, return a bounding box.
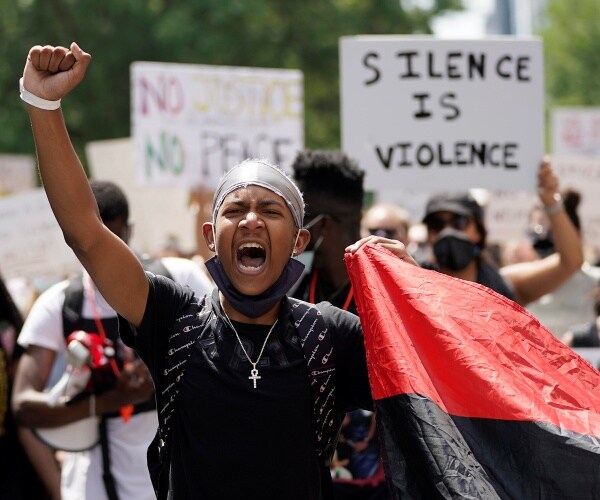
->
[118,272,196,375]
[319,302,373,412]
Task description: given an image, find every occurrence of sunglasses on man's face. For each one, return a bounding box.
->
[368,228,398,239]
[425,213,471,233]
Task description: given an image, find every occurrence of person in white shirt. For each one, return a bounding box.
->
[12,180,213,500]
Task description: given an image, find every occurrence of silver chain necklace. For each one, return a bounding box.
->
[222,312,278,389]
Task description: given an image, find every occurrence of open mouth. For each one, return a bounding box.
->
[236,242,267,271]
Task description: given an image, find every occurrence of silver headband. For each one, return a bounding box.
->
[212,159,304,228]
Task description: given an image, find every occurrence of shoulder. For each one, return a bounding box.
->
[317,301,360,327]
[28,279,71,314]
[146,270,191,302]
[480,261,516,299]
[159,257,213,297]
[18,279,71,351]
[288,297,361,338]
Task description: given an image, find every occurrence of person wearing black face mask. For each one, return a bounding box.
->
[421,158,584,307]
[291,151,366,316]
[422,191,516,300]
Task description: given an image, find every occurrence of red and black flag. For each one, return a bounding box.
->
[345,244,600,499]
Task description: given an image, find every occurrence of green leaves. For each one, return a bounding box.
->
[1,0,458,157]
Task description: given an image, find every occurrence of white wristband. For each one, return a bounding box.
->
[543,193,564,216]
[19,77,61,110]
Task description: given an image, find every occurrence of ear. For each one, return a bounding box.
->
[292,228,311,256]
[202,222,216,252]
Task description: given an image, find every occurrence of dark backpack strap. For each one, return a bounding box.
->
[62,276,85,339]
[149,295,214,499]
[288,297,338,466]
[62,278,121,499]
[99,416,120,500]
[62,258,170,338]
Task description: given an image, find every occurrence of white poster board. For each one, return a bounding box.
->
[551,156,600,254]
[0,189,79,281]
[131,62,304,189]
[86,138,198,256]
[0,154,37,194]
[484,190,536,245]
[552,107,600,156]
[478,156,600,256]
[340,36,544,192]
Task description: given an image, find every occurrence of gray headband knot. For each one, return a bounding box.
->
[212,159,304,228]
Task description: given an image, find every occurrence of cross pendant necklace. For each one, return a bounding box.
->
[249,367,261,388]
[223,312,278,389]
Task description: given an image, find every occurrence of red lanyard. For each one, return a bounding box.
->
[83,275,120,377]
[308,270,354,311]
[83,276,134,421]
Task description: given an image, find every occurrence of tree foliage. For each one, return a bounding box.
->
[0,0,461,157]
[542,0,600,108]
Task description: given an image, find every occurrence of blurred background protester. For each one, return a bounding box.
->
[291,150,390,500]
[420,158,584,307]
[11,180,213,500]
[291,150,364,316]
[561,279,600,348]
[0,269,51,499]
[360,203,410,245]
[516,189,600,337]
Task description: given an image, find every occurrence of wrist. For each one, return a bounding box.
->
[19,77,61,110]
[543,193,563,216]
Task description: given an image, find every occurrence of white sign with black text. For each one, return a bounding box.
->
[131,62,304,189]
[340,36,544,192]
[0,189,79,281]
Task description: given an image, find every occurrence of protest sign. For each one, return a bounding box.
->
[0,189,79,281]
[552,107,600,156]
[0,154,36,195]
[86,138,197,256]
[340,36,544,192]
[480,156,600,257]
[551,156,600,254]
[131,62,303,189]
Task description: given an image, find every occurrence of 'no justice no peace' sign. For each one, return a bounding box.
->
[340,36,544,193]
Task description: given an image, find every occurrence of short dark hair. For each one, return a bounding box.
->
[90,180,129,224]
[292,150,364,216]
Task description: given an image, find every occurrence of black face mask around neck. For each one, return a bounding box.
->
[204,256,305,318]
[433,228,480,271]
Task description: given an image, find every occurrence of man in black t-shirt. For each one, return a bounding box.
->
[21,42,417,499]
[291,150,365,316]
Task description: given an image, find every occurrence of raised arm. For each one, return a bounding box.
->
[501,157,584,306]
[22,43,147,326]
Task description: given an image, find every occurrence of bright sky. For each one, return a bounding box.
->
[432,0,495,38]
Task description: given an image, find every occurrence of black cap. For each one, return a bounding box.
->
[422,192,483,223]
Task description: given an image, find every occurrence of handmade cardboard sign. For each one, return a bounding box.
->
[131,62,303,188]
[340,36,544,192]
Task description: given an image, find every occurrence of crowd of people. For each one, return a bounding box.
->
[0,41,597,499]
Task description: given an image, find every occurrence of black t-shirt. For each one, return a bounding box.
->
[122,275,372,500]
[292,272,358,316]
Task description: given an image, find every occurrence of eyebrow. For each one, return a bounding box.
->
[223,198,286,209]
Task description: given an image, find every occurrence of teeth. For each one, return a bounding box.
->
[238,242,264,251]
